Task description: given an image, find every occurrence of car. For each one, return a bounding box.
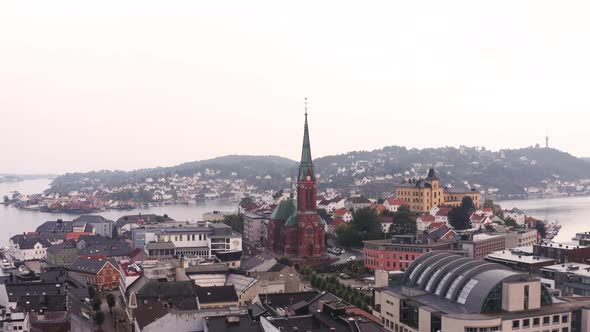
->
[340,249,346,254]
[346,256,356,262]
[339,273,351,279]
[333,248,341,255]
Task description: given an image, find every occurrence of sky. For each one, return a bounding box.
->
[1,1,589,174]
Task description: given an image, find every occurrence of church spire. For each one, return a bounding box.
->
[298,98,315,181]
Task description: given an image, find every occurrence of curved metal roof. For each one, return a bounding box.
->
[401,252,525,313]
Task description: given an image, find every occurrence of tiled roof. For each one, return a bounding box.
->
[196,285,238,304]
[69,257,115,275]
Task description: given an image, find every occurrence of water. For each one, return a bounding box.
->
[498,196,590,242]
[2,179,590,246]
[0,179,237,246]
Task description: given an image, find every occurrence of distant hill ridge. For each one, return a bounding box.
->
[48,146,590,196]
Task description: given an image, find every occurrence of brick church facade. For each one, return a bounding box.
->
[267,108,326,258]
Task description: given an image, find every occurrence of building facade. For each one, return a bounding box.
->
[242,212,268,245]
[137,223,242,259]
[267,110,326,258]
[455,233,506,259]
[8,235,51,261]
[395,168,481,213]
[363,235,453,271]
[374,251,590,332]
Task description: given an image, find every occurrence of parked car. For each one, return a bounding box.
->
[339,273,351,279]
[340,249,346,254]
[346,256,356,262]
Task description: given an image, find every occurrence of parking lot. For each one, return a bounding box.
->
[328,247,364,265]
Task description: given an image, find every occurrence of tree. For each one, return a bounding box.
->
[92,297,102,311]
[223,214,243,234]
[2,195,9,203]
[504,217,518,228]
[351,207,383,241]
[335,224,362,247]
[449,196,475,230]
[485,224,496,232]
[112,225,118,238]
[483,199,494,209]
[278,257,291,266]
[94,311,105,326]
[106,293,116,313]
[88,286,96,300]
[389,205,417,235]
[240,197,254,206]
[535,220,547,238]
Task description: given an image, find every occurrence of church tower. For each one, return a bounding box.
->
[267,99,326,259]
[294,99,325,257]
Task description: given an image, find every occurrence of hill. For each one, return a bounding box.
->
[47,147,590,198]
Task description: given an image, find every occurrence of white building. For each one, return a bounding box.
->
[8,235,51,261]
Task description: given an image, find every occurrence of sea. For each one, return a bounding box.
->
[1,179,589,247]
[0,178,237,247]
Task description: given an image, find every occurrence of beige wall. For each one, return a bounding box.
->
[502,281,540,312]
[442,316,502,331]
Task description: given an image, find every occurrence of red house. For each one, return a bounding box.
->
[68,257,120,290]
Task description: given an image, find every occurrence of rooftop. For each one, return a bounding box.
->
[486,249,556,265]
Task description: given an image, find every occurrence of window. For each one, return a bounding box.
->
[524,285,529,310]
[543,316,550,325]
[512,320,520,329]
[533,318,540,327]
[562,315,568,323]
[522,319,530,328]
[553,315,560,324]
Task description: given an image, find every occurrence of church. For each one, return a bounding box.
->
[266,106,326,258]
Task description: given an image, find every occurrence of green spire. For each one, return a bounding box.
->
[298,98,315,181]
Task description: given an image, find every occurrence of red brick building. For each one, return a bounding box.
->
[267,108,326,258]
[455,233,506,259]
[68,257,120,290]
[363,235,453,271]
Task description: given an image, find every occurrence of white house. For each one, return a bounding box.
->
[383,198,406,212]
[416,214,436,232]
[8,235,51,261]
[333,208,353,223]
[504,208,526,225]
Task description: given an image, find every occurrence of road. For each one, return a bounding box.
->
[98,291,130,332]
[329,247,364,265]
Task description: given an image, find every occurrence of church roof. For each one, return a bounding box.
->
[270,199,297,221]
[298,109,315,181]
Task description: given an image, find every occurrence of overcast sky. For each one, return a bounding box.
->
[1,1,589,174]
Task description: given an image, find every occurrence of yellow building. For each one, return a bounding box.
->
[395,168,480,213]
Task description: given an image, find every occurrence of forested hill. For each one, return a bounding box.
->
[48,147,590,197]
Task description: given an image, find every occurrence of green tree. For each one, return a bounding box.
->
[223,214,243,234]
[92,297,102,311]
[278,257,291,266]
[351,207,383,241]
[483,199,494,209]
[449,196,475,230]
[88,286,96,300]
[504,217,518,228]
[485,224,496,232]
[335,224,362,247]
[240,197,254,206]
[94,311,105,326]
[388,205,417,235]
[535,220,547,238]
[2,196,9,203]
[106,293,116,313]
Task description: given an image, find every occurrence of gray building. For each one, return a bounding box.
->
[74,215,114,238]
[242,212,268,245]
[46,240,79,266]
